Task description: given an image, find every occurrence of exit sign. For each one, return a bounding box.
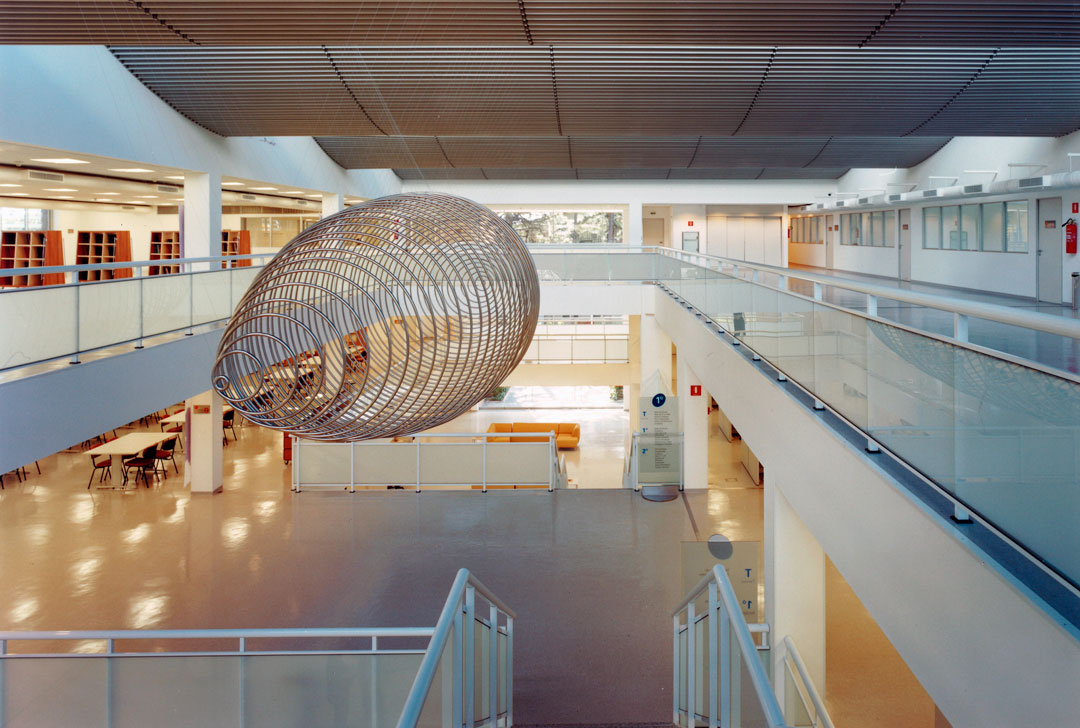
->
[690,385,702,396]
[1073,203,1079,214]
[687,220,693,227]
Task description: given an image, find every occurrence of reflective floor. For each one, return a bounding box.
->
[788,264,1080,375]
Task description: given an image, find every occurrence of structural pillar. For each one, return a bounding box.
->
[765,482,826,705]
[677,354,709,489]
[322,192,344,218]
[183,171,222,269]
[627,200,643,245]
[640,313,672,390]
[183,390,224,494]
[628,314,642,434]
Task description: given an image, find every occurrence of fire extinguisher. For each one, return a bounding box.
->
[1065,218,1077,255]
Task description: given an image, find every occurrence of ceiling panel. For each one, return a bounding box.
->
[569,137,699,168]
[913,50,1080,136]
[808,137,952,167]
[4,2,1076,46]
[390,167,852,181]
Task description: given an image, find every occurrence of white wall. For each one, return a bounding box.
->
[787,242,826,267]
[706,215,785,266]
[671,205,706,252]
[0,46,400,200]
[653,288,1080,727]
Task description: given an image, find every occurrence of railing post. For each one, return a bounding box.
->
[489,604,498,728]
[482,436,488,493]
[719,604,730,728]
[708,582,718,728]
[506,615,514,727]
[350,442,355,493]
[187,268,195,335]
[813,282,823,301]
[293,438,300,492]
[866,294,877,317]
[106,637,115,728]
[687,600,696,728]
[0,639,6,727]
[70,282,81,364]
[453,596,464,728]
[135,274,145,349]
[548,435,554,492]
[239,636,247,728]
[954,312,969,343]
[672,615,680,726]
[465,586,476,728]
[416,438,422,493]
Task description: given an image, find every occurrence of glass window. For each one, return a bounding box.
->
[1006,201,1028,252]
[884,210,896,247]
[0,208,49,231]
[498,210,623,244]
[860,213,871,246]
[869,211,883,246]
[981,203,1004,251]
[942,206,961,249]
[813,217,820,243]
[849,214,862,246]
[960,205,979,250]
[923,207,941,249]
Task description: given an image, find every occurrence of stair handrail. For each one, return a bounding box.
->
[780,636,835,728]
[397,568,515,728]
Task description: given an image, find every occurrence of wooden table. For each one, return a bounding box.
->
[86,432,176,488]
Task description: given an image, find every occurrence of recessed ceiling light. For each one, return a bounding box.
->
[32,157,89,164]
[305,193,322,198]
[110,168,155,173]
[135,195,159,199]
[6,192,29,197]
[0,183,22,188]
[127,200,149,205]
[251,187,278,191]
[97,192,120,195]
[48,195,74,200]
[284,190,305,194]
[44,188,77,192]
[164,175,185,180]
[222,181,244,186]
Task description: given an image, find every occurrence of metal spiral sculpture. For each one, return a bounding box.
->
[211,192,540,441]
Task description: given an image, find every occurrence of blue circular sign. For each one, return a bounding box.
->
[651,393,666,408]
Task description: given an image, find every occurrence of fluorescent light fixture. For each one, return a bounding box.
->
[305,194,322,198]
[135,195,159,199]
[31,157,89,164]
[251,187,278,191]
[126,200,149,205]
[48,195,74,199]
[97,192,120,195]
[6,192,29,196]
[164,175,185,180]
[110,167,154,173]
[0,183,22,188]
[44,188,77,192]
[222,181,244,186]
[284,190,305,194]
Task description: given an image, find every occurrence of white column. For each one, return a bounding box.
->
[640,314,672,390]
[628,314,642,434]
[322,192,344,218]
[183,390,224,494]
[765,482,826,705]
[677,354,708,489]
[627,200,643,245]
[183,171,221,269]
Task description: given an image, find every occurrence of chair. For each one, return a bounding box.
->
[154,437,179,478]
[88,454,112,488]
[123,446,158,488]
[223,410,237,442]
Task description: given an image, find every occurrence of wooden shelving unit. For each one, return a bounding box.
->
[149,231,181,275]
[221,230,252,268]
[75,230,133,281]
[0,230,64,287]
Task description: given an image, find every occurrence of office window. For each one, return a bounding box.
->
[981,203,1004,251]
[0,208,49,231]
[960,205,979,251]
[941,206,961,249]
[884,210,896,247]
[923,207,941,249]
[498,210,623,244]
[849,214,862,246]
[1006,201,1028,252]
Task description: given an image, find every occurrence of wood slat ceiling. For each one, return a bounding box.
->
[2,1,1077,45]
[392,167,857,180]
[110,46,1080,139]
[315,136,951,170]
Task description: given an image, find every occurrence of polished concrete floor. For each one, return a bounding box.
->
[788,264,1080,375]
[1,409,938,725]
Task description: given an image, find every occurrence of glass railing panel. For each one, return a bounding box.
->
[191,269,232,325]
[230,266,261,307]
[415,635,450,728]
[561,253,610,281]
[776,291,817,387]
[733,623,771,728]
[79,278,141,351]
[3,656,108,725]
[742,285,781,363]
[497,628,507,717]
[142,274,192,336]
[677,627,688,723]
[812,303,870,430]
[0,286,77,367]
[111,655,241,726]
[245,653,422,728]
[609,251,656,281]
[297,441,351,487]
[474,618,491,723]
[530,252,568,282]
[695,613,707,721]
[783,662,814,727]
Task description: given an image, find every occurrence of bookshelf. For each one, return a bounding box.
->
[75,230,133,281]
[149,231,181,275]
[0,230,64,287]
[221,230,252,268]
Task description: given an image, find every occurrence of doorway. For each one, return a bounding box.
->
[825,214,836,269]
[643,218,665,247]
[1038,197,1063,303]
[898,208,912,281]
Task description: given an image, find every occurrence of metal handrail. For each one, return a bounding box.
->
[657,247,1080,341]
[0,253,275,282]
[780,636,835,728]
[673,564,788,728]
[397,568,514,728]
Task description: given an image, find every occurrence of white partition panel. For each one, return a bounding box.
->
[485,442,550,485]
[420,443,483,485]
[0,285,77,367]
[352,443,417,486]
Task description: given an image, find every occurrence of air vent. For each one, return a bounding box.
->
[835,201,845,207]
[296,200,308,206]
[858,197,869,204]
[1018,176,1045,188]
[888,194,901,202]
[27,170,64,182]
[814,204,823,210]
[241,194,257,201]
[122,205,135,210]
[157,184,181,193]
[922,189,939,198]
[963,184,983,194]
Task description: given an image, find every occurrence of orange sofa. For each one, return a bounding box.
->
[486,422,580,449]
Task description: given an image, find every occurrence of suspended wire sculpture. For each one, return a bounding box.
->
[211,192,540,441]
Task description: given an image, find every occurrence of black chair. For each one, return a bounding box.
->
[154,437,179,477]
[123,446,158,488]
[223,410,237,442]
